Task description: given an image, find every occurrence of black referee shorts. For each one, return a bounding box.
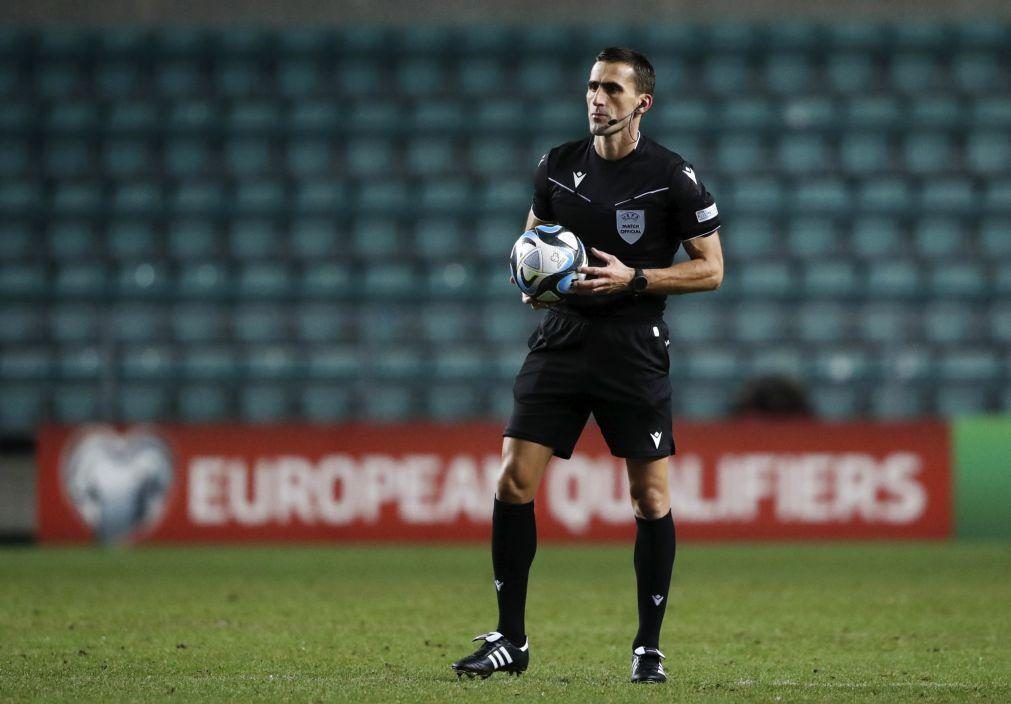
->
[504,309,674,460]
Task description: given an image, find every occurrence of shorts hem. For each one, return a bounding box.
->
[502,430,574,460]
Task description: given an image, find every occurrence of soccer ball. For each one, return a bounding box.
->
[509,225,587,303]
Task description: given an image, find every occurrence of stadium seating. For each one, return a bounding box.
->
[0,22,1009,436]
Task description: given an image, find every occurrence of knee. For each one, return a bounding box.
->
[497,459,538,504]
[630,484,669,520]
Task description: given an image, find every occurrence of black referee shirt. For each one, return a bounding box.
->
[531,135,720,318]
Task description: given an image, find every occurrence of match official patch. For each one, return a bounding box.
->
[615,209,645,244]
[695,203,719,223]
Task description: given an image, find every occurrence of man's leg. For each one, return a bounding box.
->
[492,436,554,644]
[626,457,676,651]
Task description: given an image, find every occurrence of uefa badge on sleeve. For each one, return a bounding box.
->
[615,210,645,244]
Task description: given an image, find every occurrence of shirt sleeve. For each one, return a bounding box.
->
[670,161,720,240]
[530,152,554,222]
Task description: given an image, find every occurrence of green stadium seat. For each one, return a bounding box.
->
[163,139,213,178]
[103,138,156,176]
[419,179,470,211]
[476,215,518,261]
[847,97,902,129]
[118,384,171,421]
[866,261,921,298]
[50,304,99,343]
[239,385,291,422]
[468,138,523,176]
[356,180,410,213]
[475,100,526,133]
[50,181,102,216]
[45,101,99,135]
[167,99,220,134]
[156,60,205,98]
[676,383,730,420]
[293,179,347,215]
[55,263,107,298]
[363,385,415,421]
[36,63,86,99]
[236,262,292,298]
[716,135,765,173]
[984,180,1011,212]
[682,349,742,382]
[732,303,787,343]
[729,177,784,215]
[415,218,463,260]
[796,303,848,342]
[803,261,857,297]
[58,346,103,379]
[788,217,836,258]
[300,263,353,299]
[352,217,399,258]
[244,345,299,379]
[109,304,165,342]
[178,385,232,421]
[235,179,286,214]
[294,304,351,343]
[234,304,288,342]
[177,262,231,298]
[0,305,44,343]
[859,303,914,344]
[224,137,272,175]
[910,97,964,129]
[228,219,282,259]
[920,178,976,214]
[0,139,29,176]
[107,220,160,259]
[857,177,913,214]
[0,346,51,381]
[668,302,724,343]
[95,61,142,99]
[0,385,46,432]
[653,100,709,133]
[739,261,793,298]
[903,132,954,174]
[763,53,813,95]
[828,22,888,50]
[396,58,445,97]
[299,385,353,423]
[286,138,333,177]
[171,305,226,343]
[289,100,340,134]
[405,139,455,176]
[777,134,831,174]
[338,59,385,97]
[479,178,528,212]
[166,219,218,259]
[890,53,941,94]
[458,59,503,97]
[966,132,1010,176]
[935,386,991,417]
[980,218,1011,256]
[427,386,484,421]
[479,263,515,301]
[990,304,1011,343]
[116,262,171,298]
[955,21,1007,49]
[431,348,485,381]
[869,386,927,419]
[973,98,1011,128]
[180,345,237,381]
[120,345,175,379]
[276,59,324,98]
[850,217,903,258]
[0,221,33,260]
[811,386,862,420]
[291,218,337,259]
[811,346,872,383]
[348,100,402,134]
[362,263,416,299]
[52,384,101,422]
[492,347,527,384]
[0,263,47,299]
[483,303,538,343]
[106,102,159,135]
[419,303,470,343]
[825,53,876,94]
[720,97,775,130]
[953,53,1003,94]
[794,178,851,214]
[923,304,976,343]
[929,263,989,298]
[426,262,480,299]
[172,181,226,215]
[356,304,415,344]
[412,103,468,133]
[913,218,967,259]
[215,61,261,99]
[0,65,22,100]
[751,347,806,378]
[839,133,891,175]
[45,139,91,178]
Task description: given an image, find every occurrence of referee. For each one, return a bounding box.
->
[452,47,723,684]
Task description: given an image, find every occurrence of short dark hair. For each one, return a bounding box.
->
[595,47,655,95]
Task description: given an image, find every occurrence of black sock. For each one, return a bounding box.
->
[632,510,676,649]
[492,497,537,645]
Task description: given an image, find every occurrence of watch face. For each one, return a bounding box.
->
[633,270,648,292]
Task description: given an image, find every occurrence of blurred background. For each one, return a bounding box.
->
[0,1,1009,540]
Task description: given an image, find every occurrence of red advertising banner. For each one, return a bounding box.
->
[37,421,952,544]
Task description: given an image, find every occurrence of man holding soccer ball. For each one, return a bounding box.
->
[452,47,723,684]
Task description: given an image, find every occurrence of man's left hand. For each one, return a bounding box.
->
[570,247,634,295]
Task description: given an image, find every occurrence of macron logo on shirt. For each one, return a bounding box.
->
[573,171,586,189]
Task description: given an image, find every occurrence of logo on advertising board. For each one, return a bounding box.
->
[60,426,175,544]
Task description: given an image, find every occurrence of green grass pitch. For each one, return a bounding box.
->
[1,543,1009,703]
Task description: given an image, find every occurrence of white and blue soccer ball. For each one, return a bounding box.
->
[509,225,587,303]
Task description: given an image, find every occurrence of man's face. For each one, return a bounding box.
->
[586,61,645,136]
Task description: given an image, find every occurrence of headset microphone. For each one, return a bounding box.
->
[606,101,645,126]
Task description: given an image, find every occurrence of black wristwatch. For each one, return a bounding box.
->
[630,267,648,293]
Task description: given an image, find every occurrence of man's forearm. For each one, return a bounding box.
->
[641,258,723,295]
